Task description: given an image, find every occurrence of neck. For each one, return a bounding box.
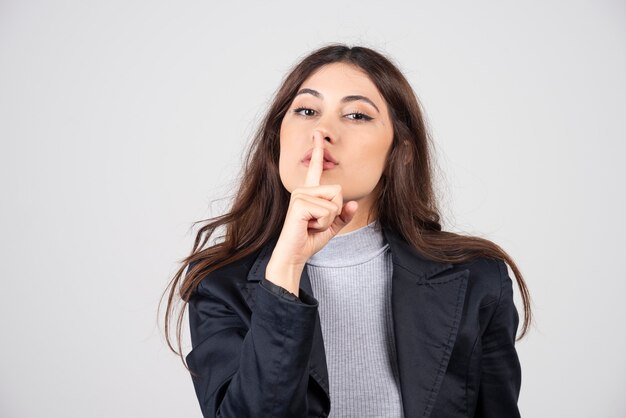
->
[308,219,385,267]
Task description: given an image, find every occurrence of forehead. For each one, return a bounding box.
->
[298,62,385,103]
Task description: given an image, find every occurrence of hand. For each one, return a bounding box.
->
[265,131,359,292]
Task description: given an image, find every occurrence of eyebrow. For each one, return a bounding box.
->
[294,88,380,114]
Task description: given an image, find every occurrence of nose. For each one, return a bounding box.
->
[312,110,339,144]
[312,127,335,144]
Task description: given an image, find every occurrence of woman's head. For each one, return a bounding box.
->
[278,61,395,228]
[256,44,439,231]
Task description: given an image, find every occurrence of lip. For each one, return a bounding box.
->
[301,148,339,164]
[302,159,337,169]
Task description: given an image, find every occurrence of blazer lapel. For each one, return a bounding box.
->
[246,226,469,418]
[382,225,470,418]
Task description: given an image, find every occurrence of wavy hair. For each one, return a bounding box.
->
[158,43,533,372]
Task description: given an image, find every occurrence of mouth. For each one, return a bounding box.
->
[301,148,339,168]
[302,158,337,170]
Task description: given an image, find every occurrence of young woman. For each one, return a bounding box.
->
[161,44,533,418]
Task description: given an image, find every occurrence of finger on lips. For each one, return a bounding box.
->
[304,131,324,188]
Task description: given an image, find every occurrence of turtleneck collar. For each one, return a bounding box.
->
[306,220,388,268]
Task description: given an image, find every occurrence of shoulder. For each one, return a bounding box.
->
[454,256,508,307]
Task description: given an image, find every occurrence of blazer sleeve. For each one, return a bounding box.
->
[186,271,319,418]
[475,260,523,418]
[260,277,302,302]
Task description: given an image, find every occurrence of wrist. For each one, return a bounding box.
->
[265,256,305,295]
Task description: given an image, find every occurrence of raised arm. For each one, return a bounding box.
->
[186,130,358,417]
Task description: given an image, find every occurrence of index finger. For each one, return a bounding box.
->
[304,131,324,187]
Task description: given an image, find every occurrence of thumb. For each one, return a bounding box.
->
[331,200,359,232]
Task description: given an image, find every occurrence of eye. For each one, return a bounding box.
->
[345,112,373,122]
[292,107,374,122]
[293,107,316,117]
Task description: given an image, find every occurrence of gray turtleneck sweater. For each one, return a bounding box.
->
[262,221,404,417]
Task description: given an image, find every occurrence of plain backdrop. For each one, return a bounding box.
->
[1,1,625,417]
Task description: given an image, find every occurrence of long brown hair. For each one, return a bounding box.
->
[158,43,533,372]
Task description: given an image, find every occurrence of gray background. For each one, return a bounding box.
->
[1,0,625,417]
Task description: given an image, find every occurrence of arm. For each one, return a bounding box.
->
[475,260,523,418]
[186,274,318,418]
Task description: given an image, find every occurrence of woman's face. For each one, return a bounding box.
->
[279,62,394,210]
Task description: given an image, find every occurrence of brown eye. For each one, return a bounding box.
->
[293,107,316,117]
[346,112,373,122]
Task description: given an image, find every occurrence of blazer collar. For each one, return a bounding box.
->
[246,224,469,418]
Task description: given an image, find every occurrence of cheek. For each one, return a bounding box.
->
[340,148,386,191]
[351,140,390,171]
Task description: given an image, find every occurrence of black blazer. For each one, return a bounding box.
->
[186,225,522,417]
